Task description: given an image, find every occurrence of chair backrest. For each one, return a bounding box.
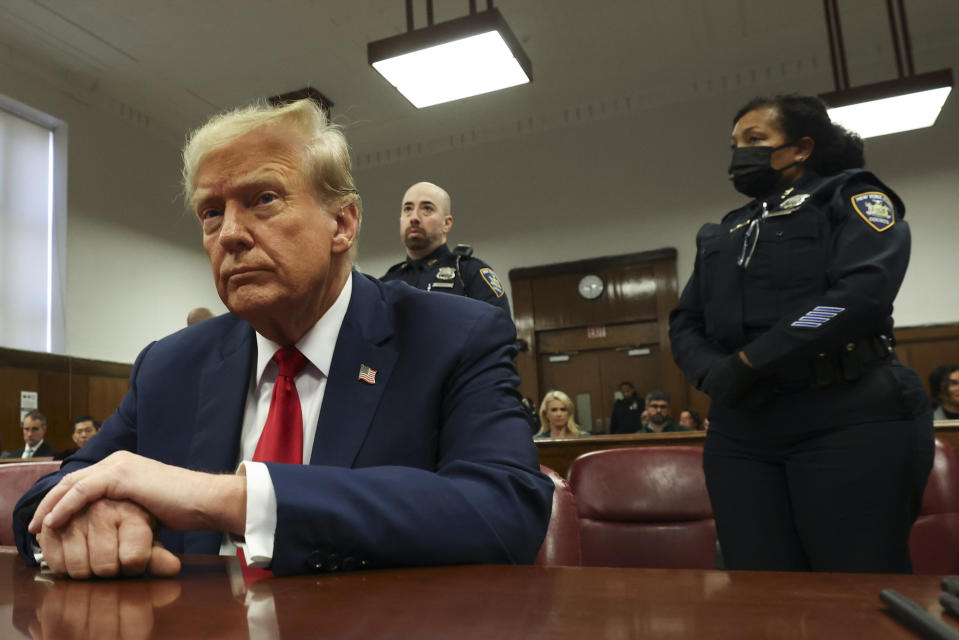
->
[911,437,959,574]
[535,465,581,566]
[567,447,716,569]
[0,461,61,546]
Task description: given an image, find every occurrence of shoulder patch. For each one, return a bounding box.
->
[851,191,895,232]
[479,268,505,298]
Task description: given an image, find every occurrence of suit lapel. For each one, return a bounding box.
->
[310,272,397,467]
[189,318,255,473]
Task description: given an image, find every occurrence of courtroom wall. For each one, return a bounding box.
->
[0,63,224,364]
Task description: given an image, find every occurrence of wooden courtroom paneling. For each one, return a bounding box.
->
[895,324,959,394]
[537,322,659,354]
[88,375,130,421]
[0,368,39,455]
[0,347,131,455]
[37,371,73,451]
[511,278,538,401]
[528,265,659,332]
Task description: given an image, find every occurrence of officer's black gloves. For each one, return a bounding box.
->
[701,352,758,408]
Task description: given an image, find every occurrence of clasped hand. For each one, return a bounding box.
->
[700,351,758,408]
[28,451,246,579]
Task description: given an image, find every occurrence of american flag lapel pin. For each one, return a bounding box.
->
[358,364,377,384]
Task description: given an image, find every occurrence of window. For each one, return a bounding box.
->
[0,95,66,353]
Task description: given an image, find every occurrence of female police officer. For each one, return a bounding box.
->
[669,94,934,573]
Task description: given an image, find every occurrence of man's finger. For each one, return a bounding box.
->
[42,472,115,531]
[88,504,121,578]
[37,527,66,576]
[29,474,80,533]
[116,508,155,577]
[59,523,92,580]
[147,543,181,577]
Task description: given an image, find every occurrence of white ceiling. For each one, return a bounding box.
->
[0,0,956,163]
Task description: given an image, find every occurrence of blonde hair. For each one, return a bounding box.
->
[536,390,583,436]
[181,98,362,229]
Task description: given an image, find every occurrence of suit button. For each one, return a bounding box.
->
[846,342,856,351]
[307,551,324,571]
[341,556,358,571]
[322,554,341,572]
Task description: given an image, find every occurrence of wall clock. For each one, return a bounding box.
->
[578,274,604,300]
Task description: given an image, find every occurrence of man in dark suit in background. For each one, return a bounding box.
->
[16,98,551,579]
[608,382,644,434]
[13,411,57,459]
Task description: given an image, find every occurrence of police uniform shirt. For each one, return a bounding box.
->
[382,244,511,315]
[670,168,908,390]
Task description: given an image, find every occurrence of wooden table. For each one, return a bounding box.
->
[1,547,957,638]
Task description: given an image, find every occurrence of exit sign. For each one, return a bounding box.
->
[586,326,606,339]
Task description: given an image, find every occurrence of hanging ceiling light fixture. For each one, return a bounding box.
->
[818,0,953,139]
[368,0,532,109]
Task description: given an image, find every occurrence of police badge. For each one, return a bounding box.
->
[436,267,456,280]
[777,193,810,212]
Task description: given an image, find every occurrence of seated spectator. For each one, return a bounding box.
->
[679,408,703,430]
[534,390,587,439]
[930,365,959,420]
[638,391,690,433]
[54,416,101,461]
[609,381,645,434]
[13,411,57,458]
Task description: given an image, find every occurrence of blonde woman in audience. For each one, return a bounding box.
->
[534,390,586,439]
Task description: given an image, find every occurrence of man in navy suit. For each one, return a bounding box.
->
[13,411,58,459]
[16,99,551,579]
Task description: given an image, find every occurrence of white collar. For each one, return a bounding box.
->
[252,274,353,384]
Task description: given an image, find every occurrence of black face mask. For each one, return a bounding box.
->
[728,142,798,198]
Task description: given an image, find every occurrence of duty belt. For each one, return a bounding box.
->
[769,334,894,391]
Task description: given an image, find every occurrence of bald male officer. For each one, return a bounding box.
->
[382,182,511,315]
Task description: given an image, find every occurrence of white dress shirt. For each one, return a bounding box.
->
[230,276,352,566]
[21,441,43,459]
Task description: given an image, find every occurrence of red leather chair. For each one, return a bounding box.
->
[911,438,959,574]
[0,461,61,546]
[567,447,716,569]
[535,465,581,566]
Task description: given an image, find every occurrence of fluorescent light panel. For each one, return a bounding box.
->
[821,69,953,139]
[827,87,951,138]
[373,31,529,108]
[368,8,532,109]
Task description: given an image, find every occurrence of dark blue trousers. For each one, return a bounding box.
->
[704,362,934,573]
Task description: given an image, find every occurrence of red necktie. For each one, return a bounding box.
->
[253,347,307,464]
